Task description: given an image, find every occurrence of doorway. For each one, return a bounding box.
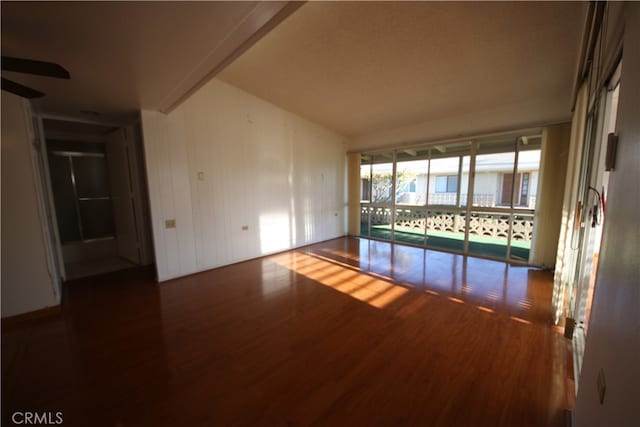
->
[570,67,621,387]
[39,117,154,281]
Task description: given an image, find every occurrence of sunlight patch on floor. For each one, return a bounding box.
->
[271,252,408,308]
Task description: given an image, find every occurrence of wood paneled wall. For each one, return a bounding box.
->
[142,80,347,281]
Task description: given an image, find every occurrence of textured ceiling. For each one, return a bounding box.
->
[1,1,290,119]
[220,1,587,150]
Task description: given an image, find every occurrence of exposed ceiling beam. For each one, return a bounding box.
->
[159,1,303,113]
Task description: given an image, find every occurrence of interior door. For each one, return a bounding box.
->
[106,128,140,264]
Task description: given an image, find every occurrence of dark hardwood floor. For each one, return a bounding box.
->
[2,237,573,426]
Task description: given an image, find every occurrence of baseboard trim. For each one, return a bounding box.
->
[2,305,61,330]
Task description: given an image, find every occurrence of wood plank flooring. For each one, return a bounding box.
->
[2,237,573,426]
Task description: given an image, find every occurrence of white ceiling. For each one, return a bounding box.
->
[219,1,587,150]
[1,1,292,120]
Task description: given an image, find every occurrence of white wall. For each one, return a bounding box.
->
[574,3,640,425]
[1,92,58,317]
[470,172,496,195]
[141,79,346,281]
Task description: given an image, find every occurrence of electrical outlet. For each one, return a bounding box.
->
[165,219,176,229]
[597,368,606,405]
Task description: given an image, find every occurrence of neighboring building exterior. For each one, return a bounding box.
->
[362,150,540,209]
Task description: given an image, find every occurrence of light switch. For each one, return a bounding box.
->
[241,225,249,231]
[165,219,176,229]
[197,172,205,181]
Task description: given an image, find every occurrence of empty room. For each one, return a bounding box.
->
[1,2,638,426]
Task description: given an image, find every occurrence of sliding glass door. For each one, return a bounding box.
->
[360,152,395,241]
[426,143,469,253]
[359,134,542,264]
[394,150,429,246]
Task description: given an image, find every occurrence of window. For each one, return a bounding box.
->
[435,175,458,193]
[359,135,540,263]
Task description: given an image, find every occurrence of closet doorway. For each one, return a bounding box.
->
[39,117,153,280]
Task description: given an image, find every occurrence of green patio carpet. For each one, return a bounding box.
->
[360,223,530,261]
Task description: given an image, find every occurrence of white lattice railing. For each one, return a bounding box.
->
[426,193,496,206]
[361,206,534,241]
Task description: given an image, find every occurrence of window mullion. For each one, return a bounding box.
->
[424,150,431,245]
[390,151,398,242]
[506,138,520,260]
[464,142,477,254]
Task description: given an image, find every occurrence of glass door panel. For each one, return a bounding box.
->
[510,213,534,261]
[356,135,542,264]
[428,157,460,207]
[515,139,542,211]
[394,207,428,246]
[394,155,428,246]
[469,147,515,259]
[473,151,515,208]
[426,147,468,253]
[360,154,372,237]
[369,153,394,241]
[467,212,510,259]
[426,209,466,252]
[508,137,541,261]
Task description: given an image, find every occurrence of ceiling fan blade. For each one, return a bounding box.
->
[1,56,70,79]
[1,77,45,98]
